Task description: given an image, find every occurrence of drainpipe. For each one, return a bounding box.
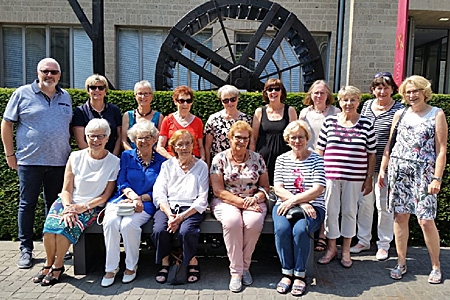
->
[334,0,345,92]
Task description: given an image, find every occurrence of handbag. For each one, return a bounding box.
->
[388,109,407,153]
[116,203,135,216]
[258,187,278,213]
[285,206,306,222]
[167,251,187,285]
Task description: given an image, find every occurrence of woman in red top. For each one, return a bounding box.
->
[157,86,205,159]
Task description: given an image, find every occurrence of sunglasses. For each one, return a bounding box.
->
[89,85,106,91]
[374,72,392,78]
[266,87,281,92]
[221,97,237,104]
[40,69,60,75]
[177,98,193,104]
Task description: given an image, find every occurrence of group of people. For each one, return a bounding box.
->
[1,57,447,295]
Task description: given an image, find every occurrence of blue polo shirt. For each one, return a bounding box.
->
[2,80,72,166]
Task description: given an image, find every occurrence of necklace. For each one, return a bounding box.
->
[231,151,247,164]
[179,158,194,170]
[376,99,393,110]
[136,108,152,117]
[137,149,154,167]
[314,105,328,114]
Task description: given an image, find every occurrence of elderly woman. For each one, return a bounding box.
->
[250,78,297,184]
[152,130,208,284]
[210,121,270,292]
[272,120,326,296]
[316,86,376,268]
[379,75,447,284]
[156,86,205,160]
[204,84,252,167]
[351,72,403,260]
[33,119,119,286]
[73,74,122,156]
[122,80,163,150]
[299,80,340,252]
[101,121,165,287]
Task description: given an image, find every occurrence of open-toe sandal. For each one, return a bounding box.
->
[314,237,327,252]
[428,269,442,284]
[187,264,200,283]
[32,265,51,283]
[276,275,293,294]
[390,264,407,280]
[41,266,65,286]
[291,277,306,297]
[155,265,170,284]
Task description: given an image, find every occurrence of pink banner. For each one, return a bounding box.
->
[393,0,409,86]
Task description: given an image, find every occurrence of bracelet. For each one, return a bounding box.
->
[6,153,15,157]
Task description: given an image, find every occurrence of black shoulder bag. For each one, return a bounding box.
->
[388,109,407,154]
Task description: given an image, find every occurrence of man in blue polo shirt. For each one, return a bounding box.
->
[1,58,72,269]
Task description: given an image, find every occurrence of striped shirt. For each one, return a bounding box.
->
[316,114,376,181]
[361,99,404,172]
[274,151,326,211]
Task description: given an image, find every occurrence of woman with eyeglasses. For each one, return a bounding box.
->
[210,121,270,292]
[33,119,119,286]
[298,80,340,252]
[204,84,252,167]
[250,78,297,184]
[350,72,403,261]
[156,86,205,160]
[378,75,447,284]
[152,130,208,284]
[73,74,122,156]
[121,80,163,150]
[101,121,166,287]
[316,86,376,269]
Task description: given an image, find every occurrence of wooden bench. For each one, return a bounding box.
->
[73,210,314,276]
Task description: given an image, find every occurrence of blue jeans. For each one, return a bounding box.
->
[18,165,65,252]
[273,204,325,277]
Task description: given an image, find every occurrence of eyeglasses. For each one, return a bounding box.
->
[89,85,106,91]
[266,87,281,92]
[177,98,193,104]
[136,92,152,97]
[339,98,358,103]
[40,70,60,75]
[233,135,250,142]
[87,134,107,140]
[374,72,392,78]
[312,91,326,96]
[289,135,306,141]
[174,141,192,148]
[405,88,423,96]
[136,135,153,141]
[221,97,237,104]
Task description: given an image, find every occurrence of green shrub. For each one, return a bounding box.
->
[0,88,448,246]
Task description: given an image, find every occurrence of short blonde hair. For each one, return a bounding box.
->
[338,85,361,101]
[168,130,195,158]
[283,120,311,143]
[399,75,433,103]
[228,121,253,141]
[85,74,108,93]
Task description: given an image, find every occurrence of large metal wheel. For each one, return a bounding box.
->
[155,0,324,92]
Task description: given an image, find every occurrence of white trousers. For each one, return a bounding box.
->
[356,172,393,250]
[103,203,151,272]
[324,180,363,239]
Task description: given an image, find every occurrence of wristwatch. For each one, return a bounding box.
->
[253,194,259,202]
[431,177,442,182]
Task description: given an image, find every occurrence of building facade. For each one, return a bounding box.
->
[0,0,449,93]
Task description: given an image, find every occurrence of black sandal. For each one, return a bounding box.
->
[187,265,200,283]
[276,275,293,294]
[314,237,327,252]
[32,265,51,283]
[155,265,170,284]
[291,277,306,297]
[40,266,65,286]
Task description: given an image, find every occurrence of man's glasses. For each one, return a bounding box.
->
[177,98,193,104]
[40,70,60,75]
[89,85,106,91]
[266,87,281,92]
[221,97,237,104]
[374,72,392,78]
[87,134,107,140]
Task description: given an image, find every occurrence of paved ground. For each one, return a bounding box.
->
[0,238,449,299]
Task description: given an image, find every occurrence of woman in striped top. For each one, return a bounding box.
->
[350,72,403,260]
[316,86,376,268]
[272,120,326,296]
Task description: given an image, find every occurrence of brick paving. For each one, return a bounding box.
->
[0,240,449,299]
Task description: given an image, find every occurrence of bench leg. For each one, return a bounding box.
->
[73,234,87,275]
[306,239,315,277]
[73,233,106,275]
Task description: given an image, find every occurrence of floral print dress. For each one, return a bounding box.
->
[388,107,440,219]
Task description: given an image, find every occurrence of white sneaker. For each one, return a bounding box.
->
[376,249,389,261]
[349,244,370,254]
[101,267,119,287]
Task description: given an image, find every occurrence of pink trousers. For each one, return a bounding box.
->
[210,198,267,276]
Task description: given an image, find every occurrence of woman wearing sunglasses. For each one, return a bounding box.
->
[250,78,297,184]
[73,74,122,156]
[204,84,252,167]
[157,86,205,160]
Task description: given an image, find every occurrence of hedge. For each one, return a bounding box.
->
[0,88,449,246]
